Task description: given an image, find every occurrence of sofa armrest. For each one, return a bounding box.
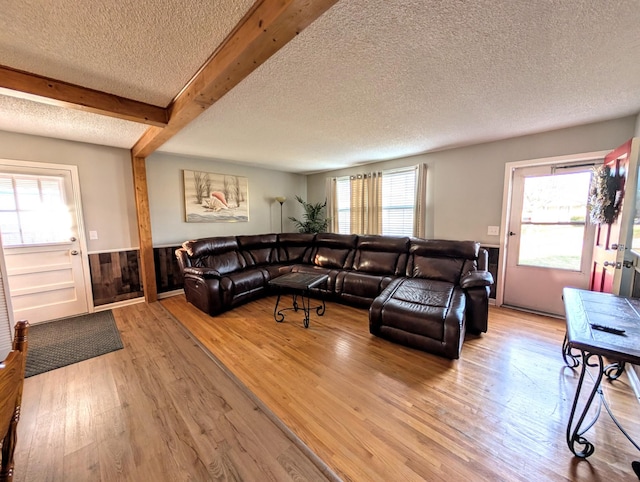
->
[460,270,493,289]
[183,266,222,279]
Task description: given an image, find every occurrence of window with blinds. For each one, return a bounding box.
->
[336,176,351,234]
[381,168,416,236]
[333,167,417,236]
[0,174,71,246]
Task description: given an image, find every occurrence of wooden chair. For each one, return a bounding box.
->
[0,321,29,482]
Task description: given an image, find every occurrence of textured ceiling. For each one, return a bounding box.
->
[0,94,148,148]
[0,0,639,174]
[0,0,256,105]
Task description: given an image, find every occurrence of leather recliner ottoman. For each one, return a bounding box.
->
[369,239,493,359]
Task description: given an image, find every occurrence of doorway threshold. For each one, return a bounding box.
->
[500,304,564,320]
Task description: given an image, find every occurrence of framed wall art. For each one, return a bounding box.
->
[183,170,249,223]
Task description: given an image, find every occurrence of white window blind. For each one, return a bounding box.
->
[0,174,70,246]
[382,168,416,236]
[336,176,351,234]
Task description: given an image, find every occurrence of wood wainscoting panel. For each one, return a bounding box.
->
[154,246,183,294]
[89,250,143,306]
[89,247,184,305]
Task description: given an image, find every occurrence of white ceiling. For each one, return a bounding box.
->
[1,0,639,174]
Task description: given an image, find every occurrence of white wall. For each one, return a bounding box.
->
[0,130,139,252]
[147,152,307,245]
[308,116,637,245]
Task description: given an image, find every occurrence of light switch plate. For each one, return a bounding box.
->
[487,226,500,236]
[89,230,98,240]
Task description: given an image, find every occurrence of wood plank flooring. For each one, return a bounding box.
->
[161,295,640,482]
[13,301,336,481]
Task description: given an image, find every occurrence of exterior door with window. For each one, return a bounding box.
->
[0,163,90,324]
[503,165,595,316]
[590,139,638,294]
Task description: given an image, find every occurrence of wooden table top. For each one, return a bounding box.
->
[563,287,640,364]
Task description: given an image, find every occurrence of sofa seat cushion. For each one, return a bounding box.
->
[220,268,267,305]
[262,263,293,280]
[337,271,393,301]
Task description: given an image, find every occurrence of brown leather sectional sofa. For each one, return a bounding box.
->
[175,233,493,359]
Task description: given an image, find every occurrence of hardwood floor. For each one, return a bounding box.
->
[160,295,640,482]
[13,302,336,481]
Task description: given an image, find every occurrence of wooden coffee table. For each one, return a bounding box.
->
[269,272,328,328]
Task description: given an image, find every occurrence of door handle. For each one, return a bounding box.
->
[508,231,516,236]
[603,261,621,268]
[70,250,79,255]
[70,236,77,242]
[610,244,619,250]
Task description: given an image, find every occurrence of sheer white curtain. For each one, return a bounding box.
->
[350,172,382,235]
[327,167,424,236]
[326,177,339,233]
[413,163,427,238]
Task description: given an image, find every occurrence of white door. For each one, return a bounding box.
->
[0,163,90,324]
[503,164,595,316]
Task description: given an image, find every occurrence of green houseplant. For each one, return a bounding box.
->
[288,195,329,233]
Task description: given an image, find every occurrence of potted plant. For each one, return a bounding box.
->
[288,195,329,233]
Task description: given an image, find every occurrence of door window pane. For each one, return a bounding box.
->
[518,171,591,271]
[0,174,70,246]
[519,224,585,270]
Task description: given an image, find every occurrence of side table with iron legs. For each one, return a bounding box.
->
[269,272,328,328]
[562,287,640,478]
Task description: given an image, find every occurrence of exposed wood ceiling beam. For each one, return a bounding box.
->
[131,0,338,302]
[0,65,168,127]
[131,0,339,158]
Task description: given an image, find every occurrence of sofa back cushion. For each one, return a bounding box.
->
[278,233,315,263]
[310,233,358,269]
[237,234,278,266]
[407,239,479,284]
[183,236,245,274]
[352,235,409,275]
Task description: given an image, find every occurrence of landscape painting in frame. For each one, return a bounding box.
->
[183,170,249,223]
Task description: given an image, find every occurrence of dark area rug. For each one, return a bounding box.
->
[25,310,124,378]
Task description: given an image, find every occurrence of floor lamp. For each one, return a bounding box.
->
[275,196,286,232]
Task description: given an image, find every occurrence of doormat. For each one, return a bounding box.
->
[25,310,124,378]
